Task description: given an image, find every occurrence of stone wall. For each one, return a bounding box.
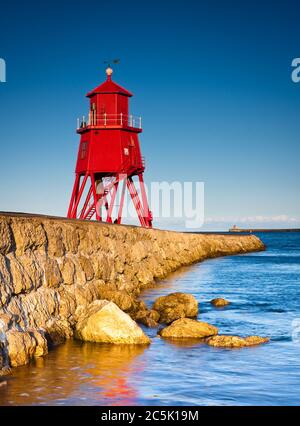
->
[0,213,265,372]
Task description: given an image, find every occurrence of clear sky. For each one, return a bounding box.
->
[0,0,299,230]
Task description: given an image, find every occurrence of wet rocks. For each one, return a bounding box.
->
[210,298,230,307]
[0,343,4,370]
[153,292,198,324]
[6,330,48,367]
[134,309,160,328]
[75,300,150,345]
[0,366,11,377]
[127,300,159,327]
[206,335,269,348]
[127,298,160,328]
[44,318,74,347]
[158,318,218,339]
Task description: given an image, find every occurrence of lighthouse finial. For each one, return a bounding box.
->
[106,66,113,78]
[104,58,120,79]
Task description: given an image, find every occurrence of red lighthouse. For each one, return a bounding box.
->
[67,66,152,228]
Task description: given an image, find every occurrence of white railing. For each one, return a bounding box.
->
[77,113,142,130]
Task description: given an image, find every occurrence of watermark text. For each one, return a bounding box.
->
[291,58,300,83]
[0,58,6,82]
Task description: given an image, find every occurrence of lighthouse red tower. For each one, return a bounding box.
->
[67,66,152,228]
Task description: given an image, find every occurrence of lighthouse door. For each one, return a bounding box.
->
[128,137,136,167]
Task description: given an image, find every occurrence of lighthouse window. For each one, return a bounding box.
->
[124,148,129,156]
[81,141,88,159]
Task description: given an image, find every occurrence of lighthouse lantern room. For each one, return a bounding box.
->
[67,66,152,228]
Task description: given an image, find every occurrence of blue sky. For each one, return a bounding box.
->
[0,0,299,230]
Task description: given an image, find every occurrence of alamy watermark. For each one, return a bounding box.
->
[0,57,6,82]
[291,58,300,83]
[95,178,205,229]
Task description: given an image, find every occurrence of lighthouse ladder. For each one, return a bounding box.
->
[85,206,96,220]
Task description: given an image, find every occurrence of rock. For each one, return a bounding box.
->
[61,258,76,285]
[57,288,77,319]
[96,287,134,312]
[153,292,198,324]
[63,226,80,254]
[33,330,49,357]
[0,341,11,376]
[158,318,218,339]
[9,256,33,295]
[11,219,47,255]
[134,309,160,328]
[0,219,14,255]
[0,254,13,307]
[130,299,148,315]
[6,330,48,367]
[206,335,269,348]
[75,300,150,345]
[136,267,154,285]
[0,343,5,370]
[78,256,94,281]
[130,241,149,262]
[44,225,65,257]
[44,258,63,288]
[0,367,11,377]
[128,299,160,327]
[44,318,73,347]
[210,298,230,307]
[93,254,113,281]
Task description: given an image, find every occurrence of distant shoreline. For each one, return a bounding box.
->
[229,228,300,233]
[187,229,300,235]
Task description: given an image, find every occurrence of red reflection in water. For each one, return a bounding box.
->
[0,340,148,406]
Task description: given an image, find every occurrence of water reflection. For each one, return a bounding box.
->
[158,338,208,348]
[0,341,147,406]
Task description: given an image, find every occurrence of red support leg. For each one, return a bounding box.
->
[127,177,147,227]
[68,172,152,228]
[90,173,100,221]
[106,182,119,223]
[96,190,110,215]
[70,173,89,218]
[138,173,152,228]
[67,174,80,218]
[94,177,117,221]
[79,185,93,219]
[117,177,127,224]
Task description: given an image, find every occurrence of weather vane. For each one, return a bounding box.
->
[103,58,120,68]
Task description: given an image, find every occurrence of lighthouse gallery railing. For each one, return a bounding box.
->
[77,113,142,130]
